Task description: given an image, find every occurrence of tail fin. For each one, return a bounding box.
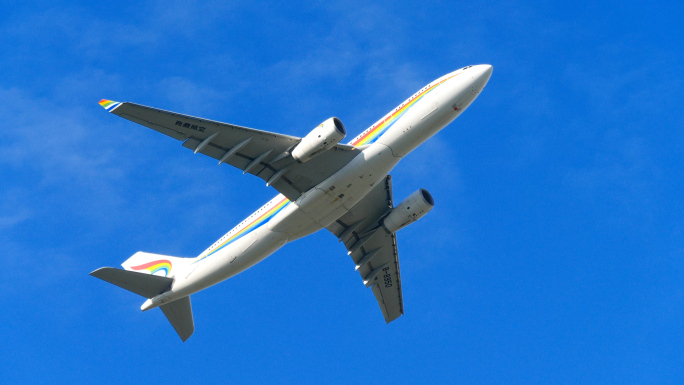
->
[161,296,194,341]
[121,251,192,278]
[91,251,196,342]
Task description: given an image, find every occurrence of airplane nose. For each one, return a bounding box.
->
[472,64,493,89]
[451,65,493,112]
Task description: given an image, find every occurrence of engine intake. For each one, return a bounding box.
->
[382,189,435,233]
[291,117,346,163]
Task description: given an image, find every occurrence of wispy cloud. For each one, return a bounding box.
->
[0,212,31,230]
[1,8,156,61]
[557,47,682,229]
[156,76,224,114]
[565,134,660,220]
[0,87,124,185]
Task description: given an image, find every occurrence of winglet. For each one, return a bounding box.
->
[99,99,122,112]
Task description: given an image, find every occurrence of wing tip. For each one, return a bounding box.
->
[99,99,122,112]
[89,266,113,277]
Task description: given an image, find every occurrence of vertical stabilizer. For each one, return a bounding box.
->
[91,266,196,341]
[121,251,192,278]
[160,296,194,342]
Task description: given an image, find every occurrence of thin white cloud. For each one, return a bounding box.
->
[0,87,124,185]
[565,134,660,217]
[0,212,31,230]
[156,76,224,115]
[1,8,157,58]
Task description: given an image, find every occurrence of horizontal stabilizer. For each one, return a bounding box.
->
[160,296,194,342]
[90,267,173,298]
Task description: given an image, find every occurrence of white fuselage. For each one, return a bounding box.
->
[142,64,493,310]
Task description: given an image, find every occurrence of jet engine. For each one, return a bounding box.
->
[291,117,346,163]
[381,189,434,233]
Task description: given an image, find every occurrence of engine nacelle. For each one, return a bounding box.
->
[291,117,346,163]
[381,189,435,233]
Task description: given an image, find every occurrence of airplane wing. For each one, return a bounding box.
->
[325,175,404,323]
[99,100,361,201]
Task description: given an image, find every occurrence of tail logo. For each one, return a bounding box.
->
[130,259,172,277]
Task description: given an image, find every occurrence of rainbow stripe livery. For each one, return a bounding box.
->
[196,195,291,262]
[130,259,172,277]
[349,71,462,146]
[99,99,122,112]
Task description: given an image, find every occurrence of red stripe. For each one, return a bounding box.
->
[131,259,171,270]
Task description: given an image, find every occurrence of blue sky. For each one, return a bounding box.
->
[1,0,682,383]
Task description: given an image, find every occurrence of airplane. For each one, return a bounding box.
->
[91,64,493,341]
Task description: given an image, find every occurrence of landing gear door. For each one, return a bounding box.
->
[453,90,476,111]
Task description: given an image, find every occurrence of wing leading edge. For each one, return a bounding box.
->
[326,175,404,323]
[99,100,361,201]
